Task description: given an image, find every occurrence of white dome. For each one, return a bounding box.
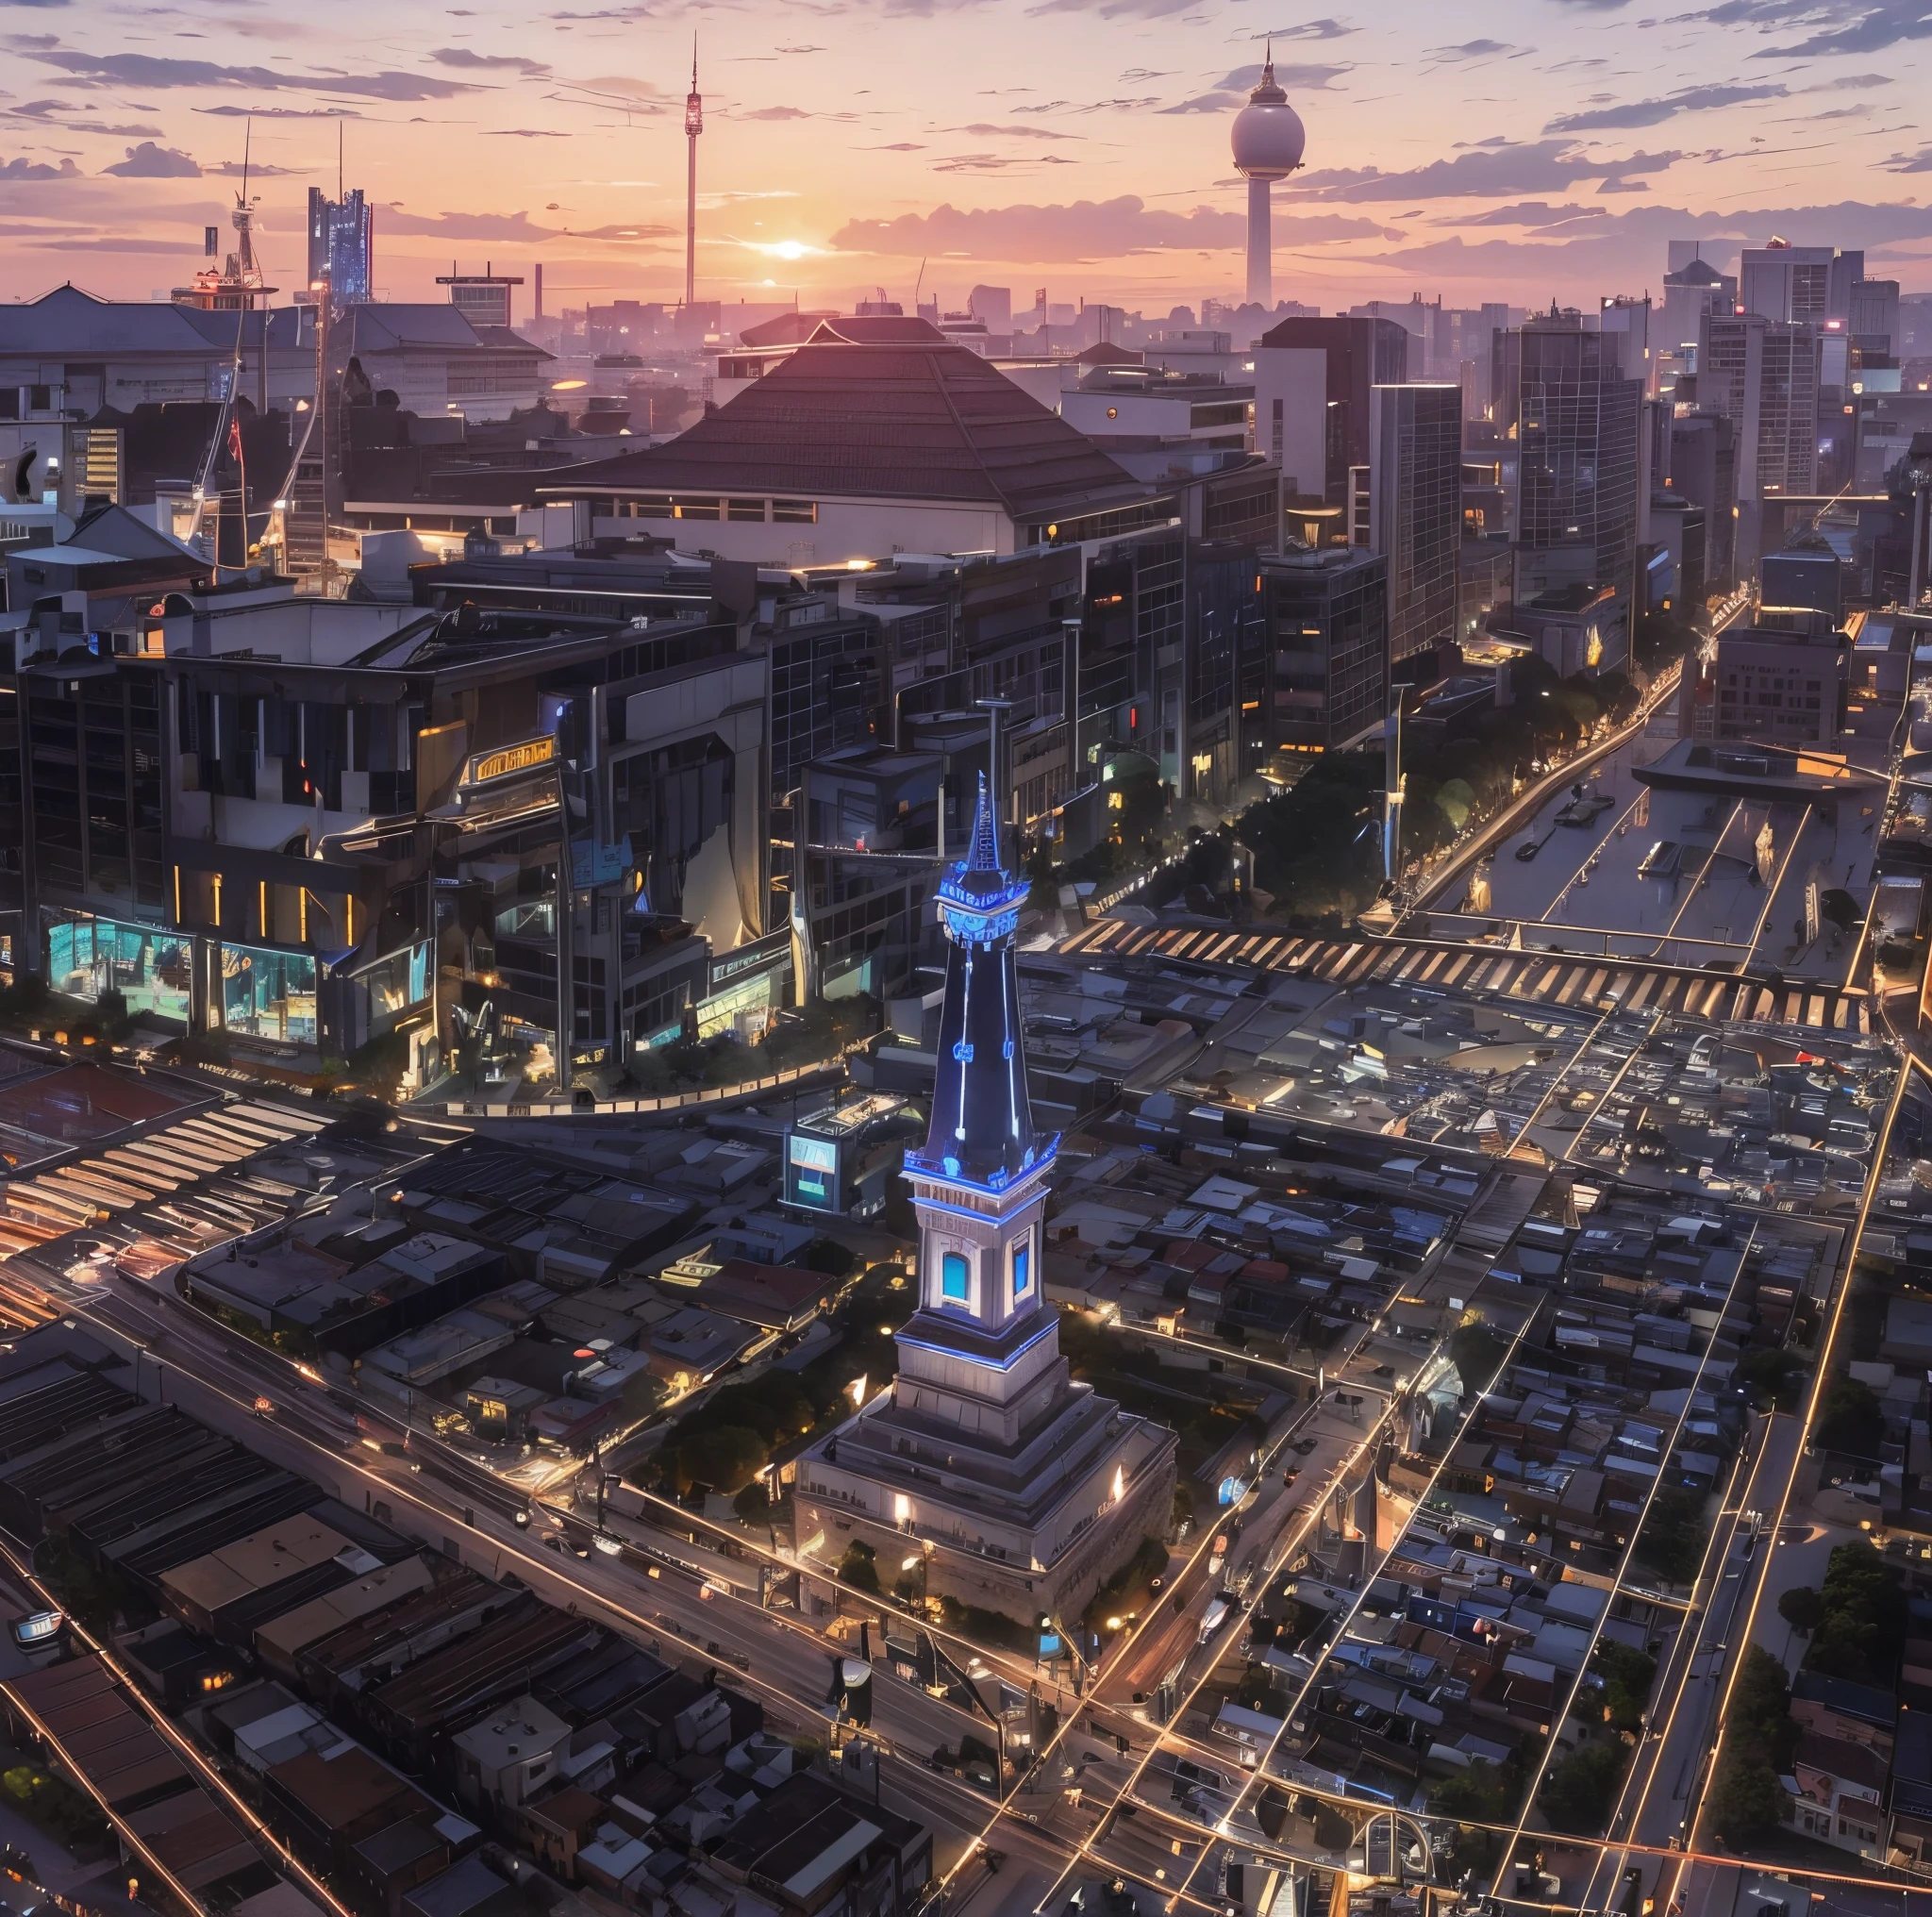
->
[1232,96,1306,179]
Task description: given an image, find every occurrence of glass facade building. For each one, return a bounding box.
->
[1259,546,1390,753]
[46,916,192,1024]
[1492,312,1641,666]
[220,942,318,1045]
[1370,383,1463,672]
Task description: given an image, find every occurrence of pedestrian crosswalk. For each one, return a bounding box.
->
[1058,920,1872,1034]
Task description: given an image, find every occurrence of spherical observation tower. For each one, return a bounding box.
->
[1230,50,1307,308]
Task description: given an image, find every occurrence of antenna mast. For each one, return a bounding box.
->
[683,38,702,309]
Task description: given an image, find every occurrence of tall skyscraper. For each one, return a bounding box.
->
[1252,316,1409,506]
[1493,308,1641,667]
[1369,383,1462,674]
[788,772,1175,1625]
[306,188,373,308]
[1598,294,1657,396]
[1851,277,1900,356]
[1230,51,1305,309]
[967,285,1012,333]
[1430,303,1514,415]
[1697,310,1820,574]
[1740,242,1862,326]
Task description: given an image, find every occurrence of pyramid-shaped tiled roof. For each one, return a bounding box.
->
[540,332,1148,524]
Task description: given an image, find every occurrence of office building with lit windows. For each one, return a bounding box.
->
[1369,383,1462,675]
[307,189,374,307]
[1492,308,1641,672]
[1257,544,1390,755]
[1697,310,1820,575]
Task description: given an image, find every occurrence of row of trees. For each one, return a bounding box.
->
[1776,1538,1906,1686]
[1241,656,1641,923]
[628,1242,873,1498]
[1707,1647,1800,1845]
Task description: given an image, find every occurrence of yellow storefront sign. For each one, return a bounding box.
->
[464,734,557,786]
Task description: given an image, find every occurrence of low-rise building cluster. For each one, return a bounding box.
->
[175,1127,863,1460]
[0,1323,932,1917]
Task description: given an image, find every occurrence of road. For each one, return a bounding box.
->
[1573,1414,1802,1916]
[9,1049,1891,1917]
[15,1256,1098,1889]
[1407,657,1687,925]
[30,1240,1415,1911]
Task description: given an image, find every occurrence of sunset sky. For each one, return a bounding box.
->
[5,0,1932,317]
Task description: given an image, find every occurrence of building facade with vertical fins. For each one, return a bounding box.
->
[789,775,1176,1627]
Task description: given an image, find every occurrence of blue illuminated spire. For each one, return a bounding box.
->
[912,774,1049,1190]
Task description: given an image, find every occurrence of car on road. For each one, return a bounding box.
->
[1515,840,1541,862]
[1291,1437,1318,1455]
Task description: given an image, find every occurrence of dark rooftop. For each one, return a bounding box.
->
[539,333,1148,524]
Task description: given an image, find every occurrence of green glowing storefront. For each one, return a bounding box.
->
[44,917,434,1059]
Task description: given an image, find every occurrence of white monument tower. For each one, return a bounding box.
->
[1231,48,1307,309]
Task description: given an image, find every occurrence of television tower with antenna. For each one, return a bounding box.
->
[684,40,702,309]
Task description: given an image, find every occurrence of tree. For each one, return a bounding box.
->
[1539,1742,1628,1836]
[1429,1741,1542,1878]
[1777,1586,1824,1635]
[348,1029,410,1103]
[673,1424,768,1494]
[1730,1644,1800,1766]
[1819,888,1857,935]
[803,1237,856,1277]
[1112,768,1169,859]
[1591,1641,1658,1733]
[1707,1646,1798,1847]
[619,1370,665,1426]
[1449,1317,1507,1395]
[1806,1540,1906,1683]
[837,1540,880,1593]
[732,1479,772,1524]
[1707,1744,1790,1847]
[1634,1485,1707,1584]
[1736,1345,1806,1411]
[1820,1539,1905,1633]
[1814,1377,1887,1460]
